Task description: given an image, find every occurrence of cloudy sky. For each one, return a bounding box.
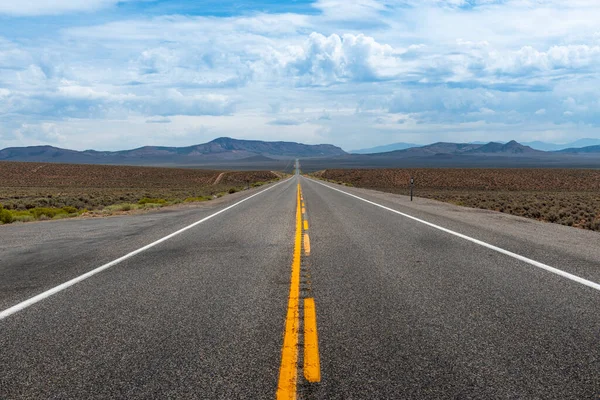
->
[1,0,599,151]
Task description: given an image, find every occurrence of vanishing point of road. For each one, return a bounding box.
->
[1,168,599,399]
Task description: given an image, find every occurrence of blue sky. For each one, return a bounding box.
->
[1,0,599,151]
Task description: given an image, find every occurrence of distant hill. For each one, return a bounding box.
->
[466,140,540,154]
[352,138,600,153]
[0,137,347,165]
[4,138,600,169]
[0,146,93,163]
[563,138,600,148]
[298,139,600,170]
[349,139,544,154]
[369,140,539,158]
[515,138,600,151]
[557,145,600,154]
[369,142,474,158]
[350,142,420,154]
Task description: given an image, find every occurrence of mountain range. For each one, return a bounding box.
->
[1,138,600,168]
[350,142,420,154]
[0,137,347,165]
[524,138,600,151]
[352,138,600,154]
[298,140,600,171]
[557,145,600,154]
[370,140,542,157]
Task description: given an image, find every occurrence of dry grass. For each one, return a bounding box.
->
[0,162,279,224]
[311,168,600,231]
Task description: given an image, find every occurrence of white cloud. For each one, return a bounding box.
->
[145,90,235,117]
[137,47,180,74]
[57,85,118,100]
[15,122,66,144]
[2,0,600,150]
[490,45,600,73]
[283,33,401,85]
[146,116,171,124]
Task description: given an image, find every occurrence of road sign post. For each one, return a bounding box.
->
[410,177,414,201]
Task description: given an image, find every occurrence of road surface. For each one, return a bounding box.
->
[1,174,599,399]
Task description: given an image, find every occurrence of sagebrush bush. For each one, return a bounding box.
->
[0,208,14,224]
[141,203,162,209]
[138,198,167,205]
[104,203,136,212]
[30,207,67,219]
[62,206,78,214]
[184,196,212,202]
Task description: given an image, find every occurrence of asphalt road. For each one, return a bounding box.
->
[1,175,599,399]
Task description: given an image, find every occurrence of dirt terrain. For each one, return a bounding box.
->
[311,168,600,231]
[0,162,279,224]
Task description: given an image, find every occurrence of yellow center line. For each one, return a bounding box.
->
[303,233,311,256]
[303,220,309,231]
[303,298,321,382]
[276,183,303,400]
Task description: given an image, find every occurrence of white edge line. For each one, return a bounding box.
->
[305,177,600,292]
[0,178,292,321]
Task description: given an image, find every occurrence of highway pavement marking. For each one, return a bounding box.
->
[299,186,321,385]
[307,177,600,293]
[303,234,311,256]
[276,183,303,400]
[277,182,322,398]
[0,178,292,321]
[303,297,321,383]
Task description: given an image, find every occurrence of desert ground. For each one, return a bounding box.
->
[311,168,600,231]
[0,162,281,224]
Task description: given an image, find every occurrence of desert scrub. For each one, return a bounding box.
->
[104,203,139,212]
[0,205,14,224]
[30,207,68,219]
[314,169,600,232]
[141,203,163,209]
[1,162,280,224]
[184,196,212,203]
[0,205,86,225]
[138,197,168,205]
[13,214,35,223]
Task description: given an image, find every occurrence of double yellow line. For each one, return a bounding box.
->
[276,183,321,399]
